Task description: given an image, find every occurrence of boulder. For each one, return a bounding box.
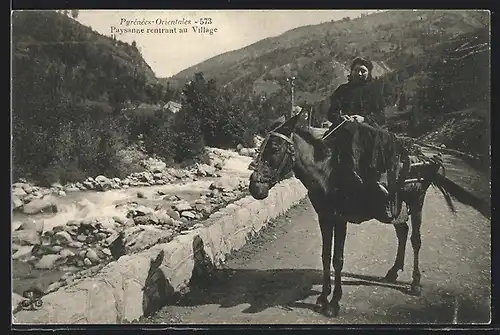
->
[65,186,80,192]
[12,293,25,313]
[54,231,73,244]
[51,182,64,190]
[85,249,100,263]
[83,181,94,190]
[196,164,217,177]
[133,213,160,225]
[181,211,196,219]
[59,249,75,258]
[12,245,34,261]
[19,219,44,233]
[210,156,224,170]
[95,175,114,191]
[12,221,22,232]
[12,196,23,210]
[22,196,58,215]
[209,178,246,192]
[12,230,41,246]
[34,254,65,270]
[127,205,154,218]
[149,161,167,173]
[239,148,257,157]
[75,182,87,190]
[194,203,212,216]
[12,187,27,197]
[97,217,118,230]
[21,184,34,194]
[166,209,181,220]
[155,211,173,226]
[173,202,192,212]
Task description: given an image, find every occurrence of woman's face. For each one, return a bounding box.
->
[351,64,369,82]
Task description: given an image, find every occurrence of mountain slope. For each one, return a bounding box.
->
[12,10,166,104]
[167,10,488,106]
[11,10,171,184]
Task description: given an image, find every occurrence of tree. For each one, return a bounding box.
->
[398,92,407,111]
[173,104,205,162]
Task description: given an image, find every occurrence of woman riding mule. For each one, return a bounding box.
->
[326,57,410,223]
[248,55,459,316]
[248,110,457,317]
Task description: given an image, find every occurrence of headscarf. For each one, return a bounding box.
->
[350,57,374,72]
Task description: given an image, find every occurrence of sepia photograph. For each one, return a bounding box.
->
[11,9,491,326]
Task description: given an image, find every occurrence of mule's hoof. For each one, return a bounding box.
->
[383,271,399,283]
[316,295,328,306]
[316,295,329,315]
[322,302,340,318]
[409,284,422,296]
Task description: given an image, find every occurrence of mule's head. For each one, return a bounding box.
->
[249,111,305,200]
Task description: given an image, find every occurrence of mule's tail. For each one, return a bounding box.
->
[430,174,457,214]
[426,153,457,214]
[423,151,491,219]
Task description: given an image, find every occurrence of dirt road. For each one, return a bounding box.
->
[148,187,490,325]
[421,147,490,205]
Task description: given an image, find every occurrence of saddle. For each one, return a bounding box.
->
[323,122,415,224]
[373,152,411,224]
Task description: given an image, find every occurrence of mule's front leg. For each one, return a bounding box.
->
[316,215,333,313]
[384,222,409,282]
[328,220,347,317]
[410,210,423,295]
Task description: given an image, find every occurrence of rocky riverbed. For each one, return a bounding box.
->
[12,150,226,214]
[12,147,256,299]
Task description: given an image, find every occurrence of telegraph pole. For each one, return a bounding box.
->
[308,106,313,127]
[286,76,296,118]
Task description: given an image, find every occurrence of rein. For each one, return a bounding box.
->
[320,119,348,141]
[253,119,347,185]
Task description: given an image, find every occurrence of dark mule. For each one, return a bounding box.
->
[248,111,457,317]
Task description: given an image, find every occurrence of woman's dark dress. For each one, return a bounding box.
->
[326,80,408,222]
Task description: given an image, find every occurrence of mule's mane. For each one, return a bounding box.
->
[290,126,334,195]
[294,126,332,162]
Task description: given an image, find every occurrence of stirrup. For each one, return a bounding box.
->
[391,202,409,225]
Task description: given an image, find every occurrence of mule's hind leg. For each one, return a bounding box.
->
[410,208,424,295]
[384,222,409,282]
[316,215,333,313]
[328,219,347,317]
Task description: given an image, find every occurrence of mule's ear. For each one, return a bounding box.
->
[269,115,287,130]
[278,109,306,134]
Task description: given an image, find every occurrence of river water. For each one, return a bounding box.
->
[12,152,253,296]
[12,179,218,232]
[12,152,253,233]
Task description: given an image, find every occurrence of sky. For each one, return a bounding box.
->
[76,10,378,78]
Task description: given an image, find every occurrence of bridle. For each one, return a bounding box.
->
[252,118,347,185]
[252,129,296,186]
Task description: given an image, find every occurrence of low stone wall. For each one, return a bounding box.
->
[13,177,308,324]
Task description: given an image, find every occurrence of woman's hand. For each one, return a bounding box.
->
[351,115,365,123]
[341,114,364,123]
[341,115,353,122]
